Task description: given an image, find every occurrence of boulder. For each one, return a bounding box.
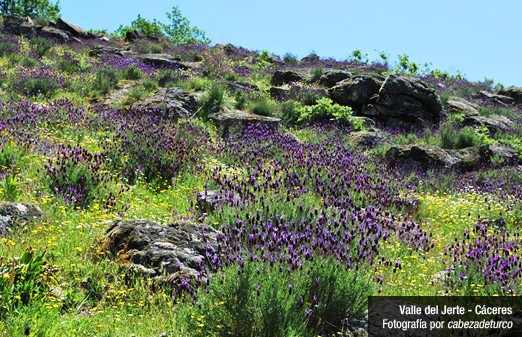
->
[125,30,144,42]
[386,144,464,169]
[362,75,442,125]
[104,220,220,279]
[319,69,352,88]
[55,18,93,39]
[102,80,141,107]
[463,114,513,134]
[137,54,202,70]
[133,87,198,119]
[210,108,281,137]
[479,91,515,105]
[271,70,306,85]
[89,45,135,58]
[446,96,479,117]
[225,81,260,94]
[479,143,518,163]
[499,87,522,105]
[349,131,388,148]
[3,14,35,35]
[40,26,70,42]
[328,76,381,107]
[269,87,291,99]
[0,203,43,235]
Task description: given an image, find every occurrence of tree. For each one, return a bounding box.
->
[161,6,210,45]
[0,0,60,19]
[114,6,210,45]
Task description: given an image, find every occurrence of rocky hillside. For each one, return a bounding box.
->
[1,14,522,337]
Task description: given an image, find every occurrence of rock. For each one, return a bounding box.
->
[479,143,518,163]
[210,108,281,128]
[40,27,70,42]
[133,87,198,119]
[386,144,463,169]
[55,18,93,39]
[137,54,202,70]
[225,81,260,94]
[363,75,442,125]
[446,96,479,117]
[0,203,43,235]
[463,114,512,134]
[90,45,134,58]
[3,14,35,35]
[328,76,381,108]
[125,30,144,42]
[479,91,515,105]
[499,87,522,105]
[197,190,242,213]
[104,220,220,279]
[319,69,353,88]
[271,70,306,85]
[349,131,388,148]
[269,87,291,99]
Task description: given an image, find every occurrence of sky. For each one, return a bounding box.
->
[59,0,522,87]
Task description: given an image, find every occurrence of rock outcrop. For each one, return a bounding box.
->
[104,220,220,279]
[328,76,381,108]
[319,69,352,88]
[0,203,43,235]
[362,75,442,126]
[446,96,480,117]
[133,87,198,119]
[499,87,522,105]
[271,69,307,85]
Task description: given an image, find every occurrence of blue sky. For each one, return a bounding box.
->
[60,0,522,87]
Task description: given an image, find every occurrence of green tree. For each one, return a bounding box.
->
[160,6,210,45]
[0,0,60,19]
[114,6,210,45]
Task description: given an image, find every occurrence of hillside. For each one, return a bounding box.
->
[1,15,522,337]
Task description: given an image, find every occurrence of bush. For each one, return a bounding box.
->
[0,249,53,319]
[123,64,144,80]
[21,56,39,68]
[23,77,60,97]
[91,66,120,94]
[197,84,227,120]
[233,90,247,110]
[142,78,158,91]
[179,258,373,337]
[157,69,179,87]
[281,100,302,125]
[297,98,359,129]
[149,43,163,54]
[309,67,323,83]
[124,86,147,104]
[439,122,458,149]
[250,98,275,116]
[283,53,298,65]
[0,41,18,57]
[29,37,54,57]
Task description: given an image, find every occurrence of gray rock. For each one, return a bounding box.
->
[3,14,35,35]
[328,76,381,107]
[479,143,518,163]
[40,26,70,42]
[125,30,144,42]
[133,87,198,119]
[349,131,388,148]
[225,81,260,94]
[362,75,442,125]
[479,91,515,105]
[55,18,93,39]
[104,220,220,279]
[137,54,202,70]
[387,144,463,169]
[269,86,290,99]
[0,203,43,235]
[463,114,512,133]
[271,70,306,85]
[446,96,479,117]
[209,108,281,128]
[319,69,353,88]
[499,87,522,105]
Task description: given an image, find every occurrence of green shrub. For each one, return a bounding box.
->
[233,90,247,110]
[157,69,178,87]
[23,77,60,97]
[91,66,120,94]
[142,78,158,91]
[123,64,144,80]
[179,258,373,337]
[455,127,485,148]
[125,86,147,104]
[297,98,360,129]
[224,72,238,81]
[309,67,323,83]
[197,84,227,120]
[0,248,53,319]
[149,43,163,54]
[29,37,54,57]
[0,41,18,57]
[0,172,21,202]
[250,98,275,116]
[439,122,458,149]
[21,56,39,68]
[280,100,302,125]
[298,91,321,106]
[283,53,298,65]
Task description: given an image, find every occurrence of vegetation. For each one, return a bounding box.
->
[0,0,60,19]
